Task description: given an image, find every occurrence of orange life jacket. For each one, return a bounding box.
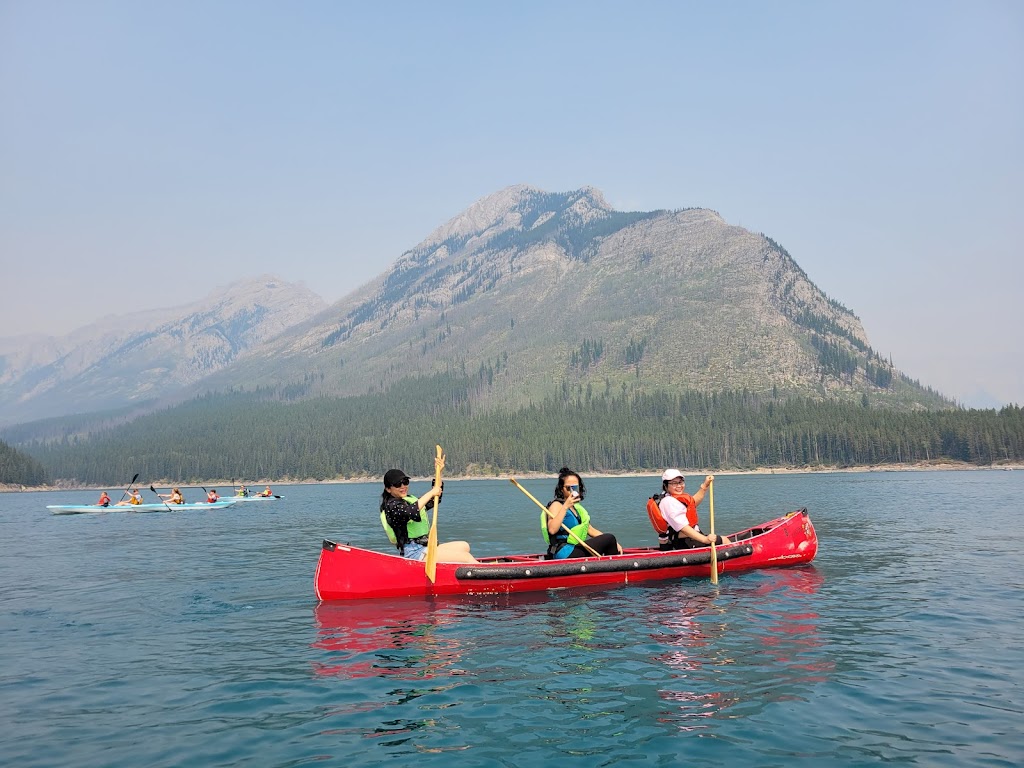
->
[646,492,698,542]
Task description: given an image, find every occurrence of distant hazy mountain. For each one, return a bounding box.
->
[0,276,326,425]
[191,185,949,411]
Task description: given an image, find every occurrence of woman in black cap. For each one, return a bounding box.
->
[379,454,477,563]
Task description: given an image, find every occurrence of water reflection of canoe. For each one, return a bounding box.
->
[47,500,239,514]
[315,509,817,601]
[311,592,566,680]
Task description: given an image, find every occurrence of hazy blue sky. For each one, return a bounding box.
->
[2,1,1021,407]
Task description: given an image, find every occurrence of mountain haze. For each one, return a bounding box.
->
[194,185,946,410]
[0,276,326,425]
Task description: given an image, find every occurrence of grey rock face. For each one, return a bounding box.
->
[0,276,326,424]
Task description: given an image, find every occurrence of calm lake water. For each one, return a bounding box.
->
[1,471,1022,767]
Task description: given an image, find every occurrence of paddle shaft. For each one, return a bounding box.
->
[709,478,719,584]
[149,484,173,512]
[117,473,140,504]
[509,478,602,558]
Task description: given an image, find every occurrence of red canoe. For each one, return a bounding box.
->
[315,508,817,601]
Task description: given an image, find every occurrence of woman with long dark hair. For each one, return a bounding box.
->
[543,467,622,559]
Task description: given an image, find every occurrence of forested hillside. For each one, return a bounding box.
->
[0,439,49,486]
[22,375,1023,486]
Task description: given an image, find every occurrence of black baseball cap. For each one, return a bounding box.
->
[384,469,410,487]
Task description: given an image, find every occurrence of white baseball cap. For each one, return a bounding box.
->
[661,469,684,482]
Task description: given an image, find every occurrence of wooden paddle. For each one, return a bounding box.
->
[509,477,602,557]
[709,477,718,584]
[424,445,442,583]
[116,473,140,505]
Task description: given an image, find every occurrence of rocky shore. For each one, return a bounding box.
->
[4,460,1020,493]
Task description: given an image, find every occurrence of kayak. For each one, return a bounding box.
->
[226,494,281,501]
[315,508,817,601]
[47,500,239,515]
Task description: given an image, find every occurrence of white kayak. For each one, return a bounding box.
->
[47,500,239,515]
[225,494,281,502]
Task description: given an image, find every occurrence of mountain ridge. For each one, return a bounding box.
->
[0,275,327,425]
[1,185,951,431]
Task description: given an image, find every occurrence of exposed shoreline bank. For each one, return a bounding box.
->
[4,461,1020,493]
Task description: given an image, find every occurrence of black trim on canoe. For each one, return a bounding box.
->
[454,543,754,580]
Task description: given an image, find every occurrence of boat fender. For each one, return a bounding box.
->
[455,544,754,580]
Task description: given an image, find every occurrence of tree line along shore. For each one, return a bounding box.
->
[4,381,1023,488]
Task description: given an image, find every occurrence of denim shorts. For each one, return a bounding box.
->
[403,541,427,561]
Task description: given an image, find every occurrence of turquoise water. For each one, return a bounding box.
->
[1,471,1021,766]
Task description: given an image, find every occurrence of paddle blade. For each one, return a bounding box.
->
[425,512,438,583]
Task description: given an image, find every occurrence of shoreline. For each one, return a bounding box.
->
[3,461,1020,493]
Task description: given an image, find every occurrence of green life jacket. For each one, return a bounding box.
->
[541,502,590,554]
[380,494,430,544]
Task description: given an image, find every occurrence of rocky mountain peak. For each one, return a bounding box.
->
[417,185,615,255]
[260,186,942,411]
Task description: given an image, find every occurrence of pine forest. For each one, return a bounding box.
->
[15,374,1024,487]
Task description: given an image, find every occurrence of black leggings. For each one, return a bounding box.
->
[674,534,726,549]
[567,533,620,558]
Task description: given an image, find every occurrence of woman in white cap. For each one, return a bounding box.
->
[657,469,731,549]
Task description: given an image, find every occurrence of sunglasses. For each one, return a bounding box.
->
[395,478,410,486]
[667,477,685,484]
